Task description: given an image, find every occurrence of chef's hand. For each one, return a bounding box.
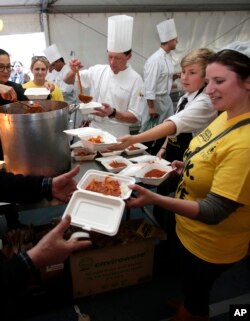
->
[27,215,92,269]
[0,84,17,101]
[52,165,80,203]
[126,184,157,208]
[69,58,84,72]
[44,81,55,92]
[91,102,113,118]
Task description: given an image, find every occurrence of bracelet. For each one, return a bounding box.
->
[161,147,166,150]
[42,177,53,201]
[109,108,116,118]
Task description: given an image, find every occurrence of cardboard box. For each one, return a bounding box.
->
[70,238,155,298]
[70,219,166,298]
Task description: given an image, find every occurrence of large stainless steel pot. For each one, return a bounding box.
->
[0,100,71,176]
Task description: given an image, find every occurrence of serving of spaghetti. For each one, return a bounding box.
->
[86,176,121,197]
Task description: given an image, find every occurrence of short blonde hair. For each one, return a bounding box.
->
[181,48,214,76]
[30,56,50,70]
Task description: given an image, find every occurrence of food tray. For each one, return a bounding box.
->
[79,101,103,115]
[136,163,174,186]
[124,143,148,156]
[77,169,135,199]
[71,147,97,161]
[100,157,132,174]
[62,190,124,236]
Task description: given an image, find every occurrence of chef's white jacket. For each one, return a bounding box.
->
[79,64,146,137]
[142,47,175,127]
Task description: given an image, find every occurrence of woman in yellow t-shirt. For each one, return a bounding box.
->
[23,56,64,101]
[125,43,250,320]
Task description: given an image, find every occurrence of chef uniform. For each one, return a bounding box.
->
[44,44,77,105]
[79,15,145,137]
[142,18,177,126]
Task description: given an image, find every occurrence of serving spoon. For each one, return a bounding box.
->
[76,69,93,103]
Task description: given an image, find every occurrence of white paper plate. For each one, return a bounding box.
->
[79,101,103,115]
[62,190,124,236]
[124,143,148,156]
[77,169,135,199]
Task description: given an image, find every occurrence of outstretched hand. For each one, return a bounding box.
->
[52,165,80,203]
[108,134,134,151]
[28,215,92,269]
[126,184,157,208]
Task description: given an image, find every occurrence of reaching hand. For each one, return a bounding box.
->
[44,81,55,92]
[156,147,166,159]
[114,135,135,151]
[52,165,80,203]
[27,215,92,269]
[171,160,184,176]
[126,184,157,208]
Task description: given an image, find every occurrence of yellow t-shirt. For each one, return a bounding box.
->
[175,111,250,264]
[23,81,64,101]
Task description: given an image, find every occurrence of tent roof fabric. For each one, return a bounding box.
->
[1,0,250,14]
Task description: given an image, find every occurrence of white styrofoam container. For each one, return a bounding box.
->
[129,154,171,166]
[99,150,123,157]
[71,147,97,161]
[63,169,135,236]
[77,169,135,199]
[136,163,174,186]
[100,157,132,174]
[124,143,148,156]
[24,88,50,100]
[79,129,118,152]
[79,101,103,115]
[62,190,125,236]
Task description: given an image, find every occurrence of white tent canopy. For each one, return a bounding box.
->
[0,1,249,75]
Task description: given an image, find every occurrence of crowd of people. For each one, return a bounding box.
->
[0,13,249,321]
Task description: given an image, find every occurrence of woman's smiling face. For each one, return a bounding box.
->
[205,62,248,113]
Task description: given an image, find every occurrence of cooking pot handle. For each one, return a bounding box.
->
[69,104,80,115]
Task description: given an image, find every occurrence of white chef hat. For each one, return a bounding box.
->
[222,41,250,58]
[43,44,62,64]
[157,18,177,43]
[107,15,134,53]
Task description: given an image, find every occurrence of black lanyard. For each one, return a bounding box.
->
[183,118,250,169]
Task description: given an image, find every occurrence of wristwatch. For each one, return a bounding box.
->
[109,108,116,118]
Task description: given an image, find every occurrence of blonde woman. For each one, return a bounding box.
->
[23,56,64,101]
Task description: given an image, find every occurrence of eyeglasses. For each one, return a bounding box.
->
[0,64,13,72]
[32,56,49,63]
